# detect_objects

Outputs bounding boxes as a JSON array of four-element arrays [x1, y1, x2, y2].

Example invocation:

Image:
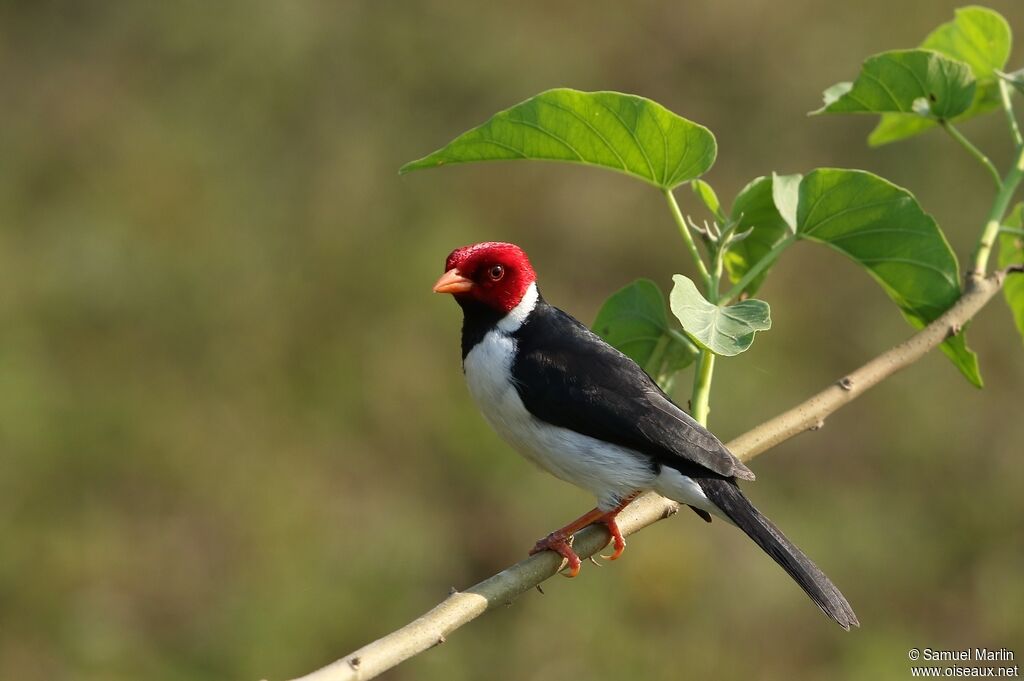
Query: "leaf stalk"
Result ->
[[719, 234, 797, 305], [690, 350, 715, 426], [941, 121, 1003, 189], [664, 188, 713, 290], [973, 143, 1024, 275], [998, 78, 1024, 148]]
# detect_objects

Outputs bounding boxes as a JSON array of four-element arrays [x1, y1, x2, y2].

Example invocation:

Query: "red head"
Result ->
[[433, 242, 537, 313]]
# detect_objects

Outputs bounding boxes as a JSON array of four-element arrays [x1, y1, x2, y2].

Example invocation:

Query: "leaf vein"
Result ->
[[472, 139, 529, 158], [824, 226, 930, 241], [889, 56, 931, 98], [802, 179, 854, 229], [597, 99, 657, 181], [539, 99, 628, 171], [504, 116, 585, 160], [802, 197, 906, 236], [855, 256, 959, 288], [861, 70, 910, 111]]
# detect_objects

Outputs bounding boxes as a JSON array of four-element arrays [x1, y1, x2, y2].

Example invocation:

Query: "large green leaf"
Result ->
[[997, 203, 1024, 346], [592, 279, 699, 380], [723, 175, 795, 297], [400, 89, 716, 190], [921, 6, 1012, 77], [815, 49, 975, 119], [669, 275, 771, 356], [868, 7, 1011, 145], [796, 168, 981, 386]]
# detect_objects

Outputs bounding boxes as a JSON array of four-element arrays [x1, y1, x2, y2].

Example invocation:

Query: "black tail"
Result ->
[[698, 477, 859, 630]]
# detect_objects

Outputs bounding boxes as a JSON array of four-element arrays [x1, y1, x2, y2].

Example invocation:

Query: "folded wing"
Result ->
[[510, 303, 754, 481]]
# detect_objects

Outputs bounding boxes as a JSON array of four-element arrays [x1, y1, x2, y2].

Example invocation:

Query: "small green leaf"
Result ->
[[401, 89, 717, 190], [772, 172, 802, 232], [869, 83, 1002, 146], [815, 49, 975, 119], [941, 333, 981, 387], [868, 7, 1011, 145], [796, 168, 981, 386], [593, 279, 699, 377], [998, 203, 1024, 345], [724, 175, 794, 297], [867, 113, 937, 146], [669, 275, 771, 356], [691, 179, 725, 221]]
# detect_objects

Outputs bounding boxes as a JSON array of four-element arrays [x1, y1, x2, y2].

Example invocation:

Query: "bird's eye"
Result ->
[[487, 264, 505, 281]]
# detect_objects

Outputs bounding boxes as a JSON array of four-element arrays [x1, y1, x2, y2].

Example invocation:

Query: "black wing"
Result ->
[[510, 299, 754, 481]]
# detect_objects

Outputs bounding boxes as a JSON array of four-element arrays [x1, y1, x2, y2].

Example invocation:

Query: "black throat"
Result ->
[[456, 297, 507, 360], [456, 289, 545, 360]]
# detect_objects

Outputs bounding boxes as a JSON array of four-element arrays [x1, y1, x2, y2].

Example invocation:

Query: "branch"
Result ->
[[283, 269, 1015, 681], [727, 270, 1012, 457]]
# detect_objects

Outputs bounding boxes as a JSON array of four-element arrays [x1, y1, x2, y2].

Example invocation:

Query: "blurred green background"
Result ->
[[2, 2, 1023, 680]]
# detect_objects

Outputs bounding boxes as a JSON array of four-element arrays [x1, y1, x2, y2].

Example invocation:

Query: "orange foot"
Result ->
[[528, 493, 637, 577], [529, 530, 583, 577]]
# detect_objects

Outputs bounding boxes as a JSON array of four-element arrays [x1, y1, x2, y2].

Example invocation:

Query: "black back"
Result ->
[[505, 296, 754, 481]]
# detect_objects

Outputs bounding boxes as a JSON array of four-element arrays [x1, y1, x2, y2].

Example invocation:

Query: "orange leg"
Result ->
[[529, 493, 638, 577]]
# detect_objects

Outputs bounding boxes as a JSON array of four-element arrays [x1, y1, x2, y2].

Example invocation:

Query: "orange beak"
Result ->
[[433, 268, 474, 294]]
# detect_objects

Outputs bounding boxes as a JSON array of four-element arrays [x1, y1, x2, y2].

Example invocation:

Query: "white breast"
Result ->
[[461, 284, 661, 511]]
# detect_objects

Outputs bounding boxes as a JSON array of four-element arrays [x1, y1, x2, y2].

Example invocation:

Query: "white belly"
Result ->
[[463, 328, 658, 510]]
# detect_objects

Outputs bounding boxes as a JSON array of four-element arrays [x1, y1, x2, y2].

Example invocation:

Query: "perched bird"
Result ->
[[434, 241, 858, 630]]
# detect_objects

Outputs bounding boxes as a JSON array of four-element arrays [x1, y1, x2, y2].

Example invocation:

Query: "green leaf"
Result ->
[[815, 49, 975, 119], [796, 168, 981, 386], [723, 175, 794, 297], [869, 83, 1002, 146], [997, 203, 1024, 345], [691, 179, 725, 221], [669, 275, 771, 356], [400, 89, 717, 190], [592, 279, 699, 379], [868, 6, 1011, 145], [772, 172, 802, 232], [940, 332, 981, 387], [921, 6, 1011, 79], [867, 113, 938, 146]]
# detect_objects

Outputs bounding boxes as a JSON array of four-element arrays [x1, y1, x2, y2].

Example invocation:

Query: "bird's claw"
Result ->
[[599, 517, 626, 561], [530, 512, 629, 576], [530, 532, 582, 578]]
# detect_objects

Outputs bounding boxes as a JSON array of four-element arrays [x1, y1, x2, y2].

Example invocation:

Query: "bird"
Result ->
[[434, 240, 859, 630]]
